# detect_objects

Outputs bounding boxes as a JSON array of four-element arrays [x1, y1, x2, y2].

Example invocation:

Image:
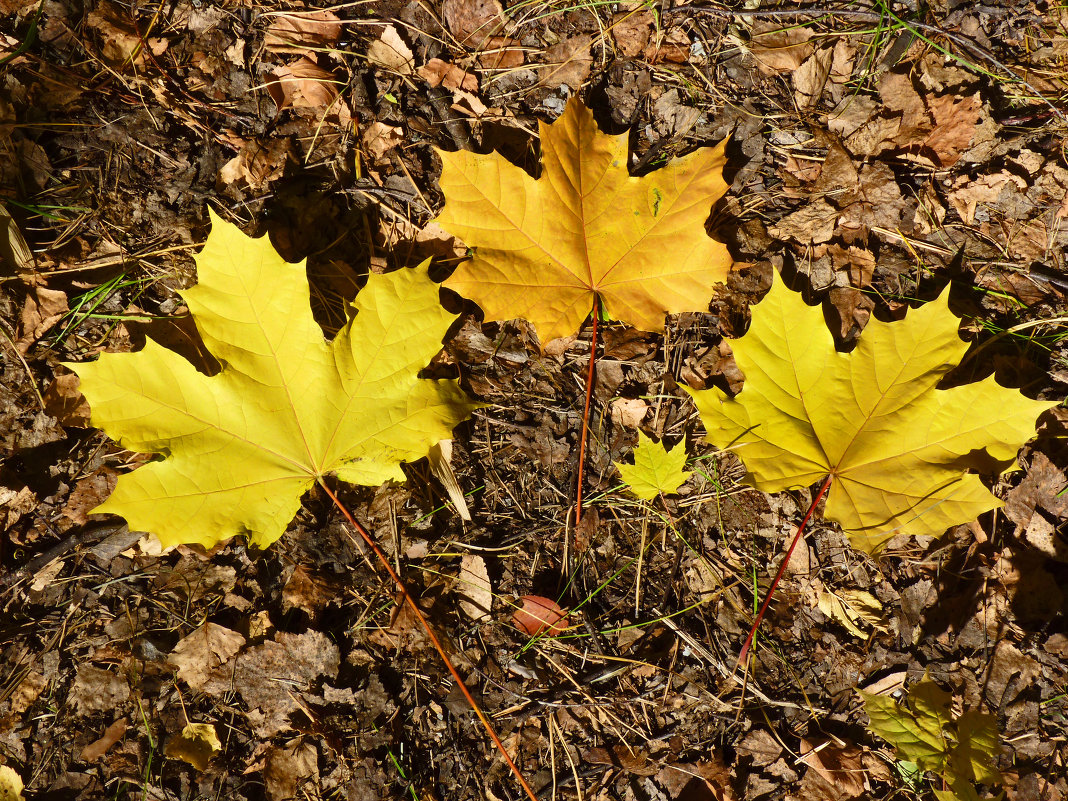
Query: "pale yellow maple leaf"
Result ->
[[685, 271, 1056, 554], [68, 211, 479, 550], [616, 431, 692, 500], [164, 723, 221, 771], [436, 96, 732, 343]]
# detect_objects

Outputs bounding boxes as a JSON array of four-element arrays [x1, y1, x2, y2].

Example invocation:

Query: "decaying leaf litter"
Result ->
[[2, 0, 1068, 799]]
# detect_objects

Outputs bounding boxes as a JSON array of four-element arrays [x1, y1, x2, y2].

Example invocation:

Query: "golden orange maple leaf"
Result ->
[[686, 272, 1057, 554], [435, 97, 733, 343]]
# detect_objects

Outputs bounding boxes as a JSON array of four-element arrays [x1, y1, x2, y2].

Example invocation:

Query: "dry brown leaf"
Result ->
[[513, 595, 569, 636], [85, 1, 159, 65], [361, 121, 404, 163], [736, 729, 783, 766], [218, 138, 293, 191], [812, 141, 859, 196], [656, 757, 736, 800], [16, 285, 67, 353], [476, 35, 524, 69], [267, 57, 350, 122], [878, 71, 930, 137], [781, 155, 822, 185], [924, 92, 981, 167], [232, 632, 340, 737], [60, 468, 117, 525], [539, 34, 592, 88], [418, 58, 479, 92], [583, 746, 657, 776], [168, 623, 246, 692], [283, 566, 333, 615], [647, 27, 690, 64], [837, 162, 908, 241], [79, 718, 127, 762], [797, 739, 867, 799], [948, 171, 1027, 225], [828, 244, 875, 287], [43, 370, 91, 426], [610, 397, 649, 428], [264, 738, 318, 801], [69, 665, 130, 717], [793, 46, 833, 108], [457, 553, 492, 620], [442, 0, 507, 46], [264, 10, 341, 54], [367, 596, 432, 651], [611, 6, 653, 57], [366, 24, 414, 74], [768, 198, 838, 244], [749, 22, 814, 74], [0, 201, 33, 273]]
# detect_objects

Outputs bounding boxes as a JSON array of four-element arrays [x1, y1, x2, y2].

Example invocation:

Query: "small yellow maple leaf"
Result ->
[[616, 431, 692, 500], [686, 271, 1057, 554], [436, 96, 732, 343], [68, 211, 479, 550], [164, 722, 221, 771]]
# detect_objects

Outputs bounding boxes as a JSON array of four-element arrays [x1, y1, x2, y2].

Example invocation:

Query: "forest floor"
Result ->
[[2, 0, 1068, 799]]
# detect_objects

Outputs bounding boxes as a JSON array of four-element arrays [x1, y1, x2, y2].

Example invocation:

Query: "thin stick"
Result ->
[[317, 479, 538, 801], [574, 295, 600, 529], [737, 474, 834, 666]]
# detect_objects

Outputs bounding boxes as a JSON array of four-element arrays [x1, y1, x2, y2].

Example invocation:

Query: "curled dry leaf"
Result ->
[[748, 22, 813, 74], [267, 57, 350, 122], [513, 594, 569, 637], [79, 718, 128, 762], [16, 285, 67, 353], [218, 138, 293, 192]]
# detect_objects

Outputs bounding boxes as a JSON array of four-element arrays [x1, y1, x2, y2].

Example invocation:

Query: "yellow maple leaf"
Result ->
[[68, 212, 479, 550], [164, 722, 222, 771], [685, 271, 1057, 554], [436, 96, 732, 343], [616, 431, 692, 500]]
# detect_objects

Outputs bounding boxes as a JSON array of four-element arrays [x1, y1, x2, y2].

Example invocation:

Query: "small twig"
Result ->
[[737, 473, 834, 666], [316, 479, 538, 801]]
